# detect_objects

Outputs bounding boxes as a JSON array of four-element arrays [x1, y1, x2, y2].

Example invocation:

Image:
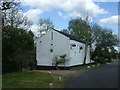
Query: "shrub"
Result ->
[[52, 54, 69, 70], [94, 57, 107, 64], [2, 59, 19, 73]]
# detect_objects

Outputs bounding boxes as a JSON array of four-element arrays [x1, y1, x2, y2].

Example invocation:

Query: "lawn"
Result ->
[[2, 71, 65, 88], [2, 63, 103, 88]]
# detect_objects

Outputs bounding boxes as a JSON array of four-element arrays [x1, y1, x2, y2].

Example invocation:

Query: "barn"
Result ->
[[35, 28, 92, 70]]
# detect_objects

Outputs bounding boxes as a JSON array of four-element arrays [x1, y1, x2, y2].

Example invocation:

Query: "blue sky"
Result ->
[[21, 0, 118, 34], [94, 2, 118, 33]]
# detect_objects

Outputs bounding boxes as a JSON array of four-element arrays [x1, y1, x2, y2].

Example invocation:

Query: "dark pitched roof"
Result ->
[[52, 28, 86, 44]]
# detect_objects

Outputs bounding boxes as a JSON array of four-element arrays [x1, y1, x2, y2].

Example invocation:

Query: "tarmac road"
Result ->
[[64, 60, 119, 88]]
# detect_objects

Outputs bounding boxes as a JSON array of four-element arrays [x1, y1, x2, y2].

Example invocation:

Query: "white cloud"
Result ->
[[30, 24, 39, 34], [64, 11, 81, 18], [99, 15, 119, 34], [21, 0, 108, 19], [99, 15, 118, 25], [23, 9, 43, 34], [58, 11, 63, 16], [24, 9, 43, 24]]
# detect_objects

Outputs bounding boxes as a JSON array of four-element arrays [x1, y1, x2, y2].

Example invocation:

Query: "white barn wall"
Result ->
[[36, 29, 91, 68], [52, 30, 70, 67], [70, 40, 85, 66], [36, 30, 70, 67], [69, 40, 91, 66], [36, 31, 52, 66], [86, 46, 90, 64]]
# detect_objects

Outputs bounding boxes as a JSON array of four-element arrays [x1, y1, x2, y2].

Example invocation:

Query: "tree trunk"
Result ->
[[83, 44, 88, 65], [30, 62, 33, 70], [20, 59, 22, 71], [55, 63, 59, 70]]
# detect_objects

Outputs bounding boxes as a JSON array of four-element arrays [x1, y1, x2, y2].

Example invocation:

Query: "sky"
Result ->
[[19, 0, 119, 35]]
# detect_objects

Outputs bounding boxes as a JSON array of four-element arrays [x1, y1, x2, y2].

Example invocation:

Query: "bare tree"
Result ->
[[38, 18, 54, 33]]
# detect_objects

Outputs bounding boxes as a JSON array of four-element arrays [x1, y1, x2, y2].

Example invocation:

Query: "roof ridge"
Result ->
[[52, 28, 86, 44]]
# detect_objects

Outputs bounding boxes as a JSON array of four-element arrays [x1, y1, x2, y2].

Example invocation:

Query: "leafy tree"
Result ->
[[68, 18, 91, 65], [0, 1, 19, 10], [96, 30, 118, 47], [2, 1, 31, 29], [62, 29, 70, 34], [91, 23, 103, 44], [1, 1, 35, 73], [2, 26, 34, 73], [91, 24, 119, 63], [109, 46, 118, 59], [91, 24, 118, 47]]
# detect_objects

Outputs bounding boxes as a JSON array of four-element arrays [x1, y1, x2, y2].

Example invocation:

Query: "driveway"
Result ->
[[63, 60, 119, 88]]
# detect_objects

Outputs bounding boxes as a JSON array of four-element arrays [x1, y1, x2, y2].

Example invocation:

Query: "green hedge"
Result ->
[[2, 59, 19, 73]]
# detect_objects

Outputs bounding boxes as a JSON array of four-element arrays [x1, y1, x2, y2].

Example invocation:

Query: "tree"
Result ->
[[108, 46, 118, 60], [0, 1, 20, 10], [2, 26, 34, 73], [91, 24, 118, 47], [2, 1, 35, 73], [2, 1, 31, 29], [91, 24, 119, 63], [68, 18, 91, 65], [38, 18, 54, 33], [91, 23, 103, 44], [62, 29, 70, 34]]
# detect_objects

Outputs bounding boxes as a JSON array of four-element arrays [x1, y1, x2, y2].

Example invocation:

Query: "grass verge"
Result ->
[[2, 71, 65, 88], [70, 63, 102, 70]]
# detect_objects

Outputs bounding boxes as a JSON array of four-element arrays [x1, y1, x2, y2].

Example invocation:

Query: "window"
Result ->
[[80, 47, 83, 50], [79, 46, 83, 53], [51, 32, 53, 40], [72, 44, 76, 47], [40, 41, 42, 43], [70, 44, 76, 49], [50, 49, 53, 52]]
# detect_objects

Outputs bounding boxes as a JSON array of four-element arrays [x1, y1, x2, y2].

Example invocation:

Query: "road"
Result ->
[[64, 60, 119, 88]]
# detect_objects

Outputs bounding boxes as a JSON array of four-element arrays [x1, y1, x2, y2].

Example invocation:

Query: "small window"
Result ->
[[40, 41, 42, 43], [79, 47, 83, 53], [51, 32, 53, 40], [50, 49, 53, 52], [51, 44, 53, 45], [80, 47, 83, 50], [72, 44, 76, 47]]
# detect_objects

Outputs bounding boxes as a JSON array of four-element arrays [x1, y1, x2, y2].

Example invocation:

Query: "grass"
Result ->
[[70, 63, 102, 70], [2, 63, 104, 88], [2, 71, 65, 88]]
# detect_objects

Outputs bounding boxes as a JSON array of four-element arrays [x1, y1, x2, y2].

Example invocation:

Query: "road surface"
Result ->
[[64, 60, 119, 88]]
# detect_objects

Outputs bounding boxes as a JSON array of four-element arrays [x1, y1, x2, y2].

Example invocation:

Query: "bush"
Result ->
[[2, 59, 19, 73], [92, 46, 113, 64], [94, 57, 107, 64], [52, 54, 69, 70]]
